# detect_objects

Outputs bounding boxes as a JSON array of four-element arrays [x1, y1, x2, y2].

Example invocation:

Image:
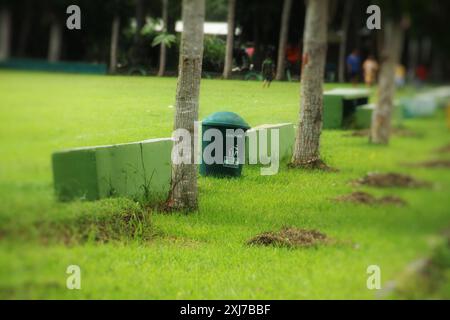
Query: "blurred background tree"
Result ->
[[0, 0, 449, 80]]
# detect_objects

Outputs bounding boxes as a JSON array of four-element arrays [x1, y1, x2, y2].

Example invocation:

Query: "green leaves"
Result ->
[[151, 33, 177, 48]]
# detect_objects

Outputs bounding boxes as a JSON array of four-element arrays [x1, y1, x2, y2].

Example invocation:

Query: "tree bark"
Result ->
[[135, 0, 145, 42], [131, 0, 146, 65], [408, 38, 418, 80], [275, 0, 292, 81], [48, 21, 62, 62], [370, 21, 404, 145], [223, 0, 236, 79], [158, 0, 169, 76], [0, 7, 12, 60], [292, 0, 328, 167], [109, 15, 120, 74], [18, 4, 32, 57], [169, 0, 205, 211], [338, 0, 353, 83]]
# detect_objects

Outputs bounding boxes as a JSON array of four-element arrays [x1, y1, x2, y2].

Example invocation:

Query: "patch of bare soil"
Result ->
[[346, 129, 370, 137], [408, 159, 450, 169], [335, 191, 407, 206], [352, 172, 431, 188], [392, 128, 424, 138], [346, 128, 422, 138], [435, 144, 450, 154], [289, 159, 339, 172], [247, 227, 330, 248]]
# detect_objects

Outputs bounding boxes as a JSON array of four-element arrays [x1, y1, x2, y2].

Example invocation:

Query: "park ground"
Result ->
[[0, 70, 449, 299]]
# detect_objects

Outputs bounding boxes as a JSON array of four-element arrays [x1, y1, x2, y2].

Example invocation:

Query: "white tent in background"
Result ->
[[175, 21, 241, 36]]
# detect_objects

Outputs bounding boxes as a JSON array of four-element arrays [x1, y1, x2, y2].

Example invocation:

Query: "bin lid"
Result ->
[[202, 111, 250, 129]]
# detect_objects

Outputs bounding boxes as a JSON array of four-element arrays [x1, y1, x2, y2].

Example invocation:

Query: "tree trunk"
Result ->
[[131, 0, 146, 65], [109, 15, 120, 74], [169, 0, 205, 211], [292, 0, 328, 167], [18, 4, 32, 57], [48, 21, 62, 62], [275, 0, 292, 81], [135, 0, 145, 42], [408, 38, 418, 80], [338, 0, 353, 83], [158, 0, 169, 76], [370, 21, 404, 145], [0, 7, 12, 60], [223, 0, 236, 79]]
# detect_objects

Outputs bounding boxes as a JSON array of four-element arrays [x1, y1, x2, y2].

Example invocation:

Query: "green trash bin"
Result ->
[[200, 111, 250, 177]]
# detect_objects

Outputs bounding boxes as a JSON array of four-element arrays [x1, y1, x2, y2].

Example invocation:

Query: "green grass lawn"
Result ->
[[0, 70, 449, 299]]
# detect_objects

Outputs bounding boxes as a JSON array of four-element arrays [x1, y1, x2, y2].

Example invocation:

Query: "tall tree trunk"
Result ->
[[135, 0, 145, 42], [158, 0, 169, 76], [169, 0, 205, 211], [18, 4, 32, 57], [408, 37, 418, 79], [275, 0, 292, 81], [0, 7, 12, 60], [370, 21, 404, 145], [292, 0, 328, 167], [223, 0, 236, 79], [131, 0, 146, 65], [48, 21, 62, 62], [338, 0, 353, 83], [109, 15, 120, 74]]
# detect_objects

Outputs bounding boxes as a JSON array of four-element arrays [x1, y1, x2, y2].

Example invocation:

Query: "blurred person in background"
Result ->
[[262, 53, 275, 88], [395, 64, 406, 88], [346, 49, 361, 86], [415, 64, 429, 87], [362, 54, 379, 87]]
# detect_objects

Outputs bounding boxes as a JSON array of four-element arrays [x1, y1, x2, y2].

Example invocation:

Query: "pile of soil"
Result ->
[[346, 128, 422, 138], [435, 144, 450, 154], [335, 191, 407, 206], [289, 159, 338, 172], [392, 128, 424, 138], [247, 227, 330, 248], [347, 129, 370, 137], [352, 173, 430, 188], [411, 160, 450, 169]]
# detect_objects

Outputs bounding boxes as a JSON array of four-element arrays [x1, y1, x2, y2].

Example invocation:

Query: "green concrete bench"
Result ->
[[323, 88, 370, 129], [245, 123, 295, 164], [354, 101, 403, 129], [354, 104, 374, 129], [52, 138, 172, 202]]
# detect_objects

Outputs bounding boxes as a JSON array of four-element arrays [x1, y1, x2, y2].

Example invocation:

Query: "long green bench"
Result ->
[[245, 123, 295, 164], [52, 138, 172, 202], [354, 101, 403, 129], [323, 88, 370, 129]]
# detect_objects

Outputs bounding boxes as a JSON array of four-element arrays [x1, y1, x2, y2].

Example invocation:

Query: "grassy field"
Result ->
[[0, 70, 449, 299]]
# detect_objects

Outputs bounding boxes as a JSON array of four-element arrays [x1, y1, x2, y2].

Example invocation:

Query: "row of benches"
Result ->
[[53, 87, 450, 203], [52, 124, 295, 203]]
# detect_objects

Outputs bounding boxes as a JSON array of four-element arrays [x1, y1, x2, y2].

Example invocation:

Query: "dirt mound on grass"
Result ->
[[335, 192, 407, 206], [347, 129, 370, 137], [346, 128, 422, 138], [352, 173, 430, 188], [288, 159, 339, 172], [410, 159, 450, 169], [435, 144, 450, 154], [247, 228, 329, 248]]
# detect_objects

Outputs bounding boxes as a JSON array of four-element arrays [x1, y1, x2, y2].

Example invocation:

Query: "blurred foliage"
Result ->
[[152, 33, 176, 48], [203, 35, 226, 72], [2, 0, 450, 77]]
